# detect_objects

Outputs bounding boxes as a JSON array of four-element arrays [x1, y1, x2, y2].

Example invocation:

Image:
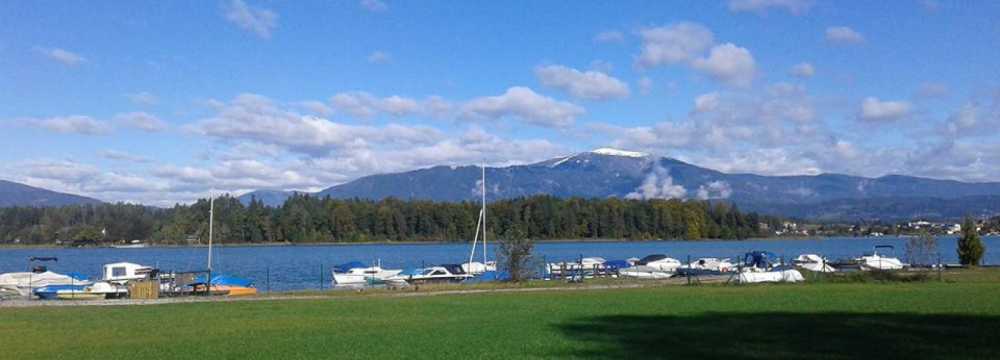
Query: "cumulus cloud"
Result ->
[[858, 97, 912, 121], [330, 92, 449, 119], [223, 0, 277, 39], [367, 50, 391, 64], [34, 47, 85, 66], [27, 116, 111, 135], [826, 26, 865, 44], [636, 22, 714, 67], [696, 181, 733, 200], [727, 0, 813, 15], [461, 87, 585, 127], [790, 62, 815, 78], [626, 165, 687, 200], [125, 91, 158, 106], [691, 43, 757, 88], [297, 100, 334, 116], [594, 30, 625, 44], [101, 150, 151, 163], [360, 0, 387, 12], [693, 92, 721, 113], [193, 94, 445, 155], [534, 65, 630, 100], [114, 112, 167, 132]]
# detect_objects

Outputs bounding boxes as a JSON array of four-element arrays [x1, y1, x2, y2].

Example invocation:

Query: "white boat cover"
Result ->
[[795, 254, 837, 273], [619, 266, 674, 279], [0, 271, 91, 296], [738, 269, 804, 284]]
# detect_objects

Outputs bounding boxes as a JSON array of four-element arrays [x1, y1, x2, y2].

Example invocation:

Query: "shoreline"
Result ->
[[0, 234, 951, 250]]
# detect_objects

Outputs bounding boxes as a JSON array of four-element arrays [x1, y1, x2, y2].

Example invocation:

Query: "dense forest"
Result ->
[[0, 195, 782, 246]]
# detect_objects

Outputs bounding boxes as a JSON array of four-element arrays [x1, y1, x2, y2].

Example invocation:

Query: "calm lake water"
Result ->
[[2, 236, 997, 292]]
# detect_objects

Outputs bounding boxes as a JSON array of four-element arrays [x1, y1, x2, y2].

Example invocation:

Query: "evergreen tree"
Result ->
[[957, 217, 985, 266]]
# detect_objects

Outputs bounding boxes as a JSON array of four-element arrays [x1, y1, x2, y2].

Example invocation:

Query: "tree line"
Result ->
[[0, 194, 783, 246]]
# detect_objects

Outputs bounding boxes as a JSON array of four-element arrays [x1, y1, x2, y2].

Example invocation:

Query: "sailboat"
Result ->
[[464, 164, 497, 276], [200, 196, 257, 296]]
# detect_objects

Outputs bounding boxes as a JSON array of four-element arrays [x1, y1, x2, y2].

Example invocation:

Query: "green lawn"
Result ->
[[3, 274, 1000, 359]]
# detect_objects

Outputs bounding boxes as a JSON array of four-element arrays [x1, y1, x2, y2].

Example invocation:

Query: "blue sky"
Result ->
[[1, 0, 999, 205]]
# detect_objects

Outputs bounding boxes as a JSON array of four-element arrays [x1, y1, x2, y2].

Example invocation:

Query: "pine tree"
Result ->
[[957, 217, 985, 266]]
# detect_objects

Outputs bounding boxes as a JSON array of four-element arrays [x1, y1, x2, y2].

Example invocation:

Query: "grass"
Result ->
[[3, 270, 1000, 359]]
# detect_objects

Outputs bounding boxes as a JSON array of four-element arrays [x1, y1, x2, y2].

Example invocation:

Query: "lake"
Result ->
[[2, 236, 997, 292]]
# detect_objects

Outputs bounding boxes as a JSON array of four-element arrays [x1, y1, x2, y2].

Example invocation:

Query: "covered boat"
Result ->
[[635, 254, 682, 273], [738, 251, 804, 284], [391, 264, 472, 284], [794, 254, 837, 273], [675, 258, 735, 276], [0, 271, 91, 297], [618, 266, 674, 279], [192, 274, 257, 296]]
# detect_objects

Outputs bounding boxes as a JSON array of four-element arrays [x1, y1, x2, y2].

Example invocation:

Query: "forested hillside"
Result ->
[[0, 195, 779, 245]]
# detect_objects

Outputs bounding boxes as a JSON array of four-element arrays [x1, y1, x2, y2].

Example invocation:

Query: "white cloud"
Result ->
[[125, 91, 158, 106], [727, 0, 813, 15], [330, 92, 447, 118], [380, 96, 421, 116], [826, 26, 865, 44], [223, 0, 277, 39], [626, 165, 687, 200], [636, 22, 714, 67], [114, 112, 167, 132], [858, 97, 912, 121], [34, 47, 85, 66], [691, 43, 757, 88], [101, 150, 151, 163], [790, 62, 815, 78], [367, 50, 391, 64], [594, 30, 625, 44], [331, 91, 379, 118], [297, 100, 334, 116], [360, 0, 387, 12], [534, 65, 630, 100], [696, 181, 733, 200], [693, 92, 721, 113], [28, 115, 111, 135], [461, 87, 585, 128]]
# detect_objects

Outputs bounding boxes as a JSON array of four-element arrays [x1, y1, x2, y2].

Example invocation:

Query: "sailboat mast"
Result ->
[[482, 163, 487, 264], [208, 196, 214, 271]]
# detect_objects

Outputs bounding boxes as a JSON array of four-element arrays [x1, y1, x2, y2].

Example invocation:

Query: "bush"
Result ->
[[957, 217, 985, 266], [497, 226, 534, 282]]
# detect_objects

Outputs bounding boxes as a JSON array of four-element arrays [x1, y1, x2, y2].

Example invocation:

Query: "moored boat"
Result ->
[[856, 246, 906, 271], [331, 261, 404, 286], [794, 254, 837, 273]]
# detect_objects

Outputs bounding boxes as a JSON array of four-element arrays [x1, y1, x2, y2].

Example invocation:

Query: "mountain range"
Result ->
[[0, 180, 102, 207], [4, 148, 1000, 221], [238, 148, 1000, 221]]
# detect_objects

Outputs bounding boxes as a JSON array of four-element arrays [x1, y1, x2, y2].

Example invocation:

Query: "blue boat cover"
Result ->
[[333, 261, 367, 273], [744, 251, 779, 269], [65, 272, 89, 281], [603, 260, 630, 270], [194, 274, 254, 287]]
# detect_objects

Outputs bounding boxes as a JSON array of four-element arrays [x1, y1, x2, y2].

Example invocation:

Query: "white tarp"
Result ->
[[738, 269, 804, 284]]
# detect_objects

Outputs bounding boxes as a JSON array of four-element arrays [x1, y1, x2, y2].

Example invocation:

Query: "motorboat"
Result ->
[[856, 246, 906, 271], [392, 264, 472, 284], [331, 261, 404, 286], [192, 274, 258, 296], [0, 270, 91, 297], [103, 262, 156, 283], [738, 251, 804, 284], [33, 283, 119, 300], [675, 257, 735, 276], [635, 254, 682, 272], [547, 257, 607, 274], [794, 254, 837, 273], [111, 240, 147, 249], [618, 266, 674, 279]]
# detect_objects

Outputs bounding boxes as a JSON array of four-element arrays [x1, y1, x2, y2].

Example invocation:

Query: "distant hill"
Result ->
[[237, 148, 1000, 221], [237, 189, 302, 207], [0, 180, 103, 207]]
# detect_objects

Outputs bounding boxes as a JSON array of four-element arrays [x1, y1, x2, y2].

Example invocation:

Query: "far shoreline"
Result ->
[[0, 234, 949, 250]]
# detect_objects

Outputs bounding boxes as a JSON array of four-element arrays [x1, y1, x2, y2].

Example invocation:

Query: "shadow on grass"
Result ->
[[555, 312, 1000, 359]]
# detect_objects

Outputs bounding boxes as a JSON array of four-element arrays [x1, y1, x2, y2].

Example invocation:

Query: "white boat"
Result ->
[[547, 257, 607, 275], [738, 251, 804, 284], [635, 254, 682, 272], [331, 264, 403, 286], [392, 264, 472, 284], [111, 240, 147, 249], [676, 257, 734, 276], [103, 262, 155, 283], [794, 254, 837, 273], [0, 271, 92, 297], [461, 261, 497, 275], [618, 266, 674, 279], [856, 246, 906, 271]]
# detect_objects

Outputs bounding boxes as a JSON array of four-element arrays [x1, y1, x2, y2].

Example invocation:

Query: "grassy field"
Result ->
[[3, 270, 1000, 359]]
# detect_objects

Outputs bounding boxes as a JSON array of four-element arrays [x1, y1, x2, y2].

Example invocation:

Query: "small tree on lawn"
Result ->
[[497, 226, 535, 282], [957, 217, 985, 266]]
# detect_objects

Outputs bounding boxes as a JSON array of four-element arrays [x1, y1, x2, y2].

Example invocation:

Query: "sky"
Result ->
[[1, 0, 999, 206]]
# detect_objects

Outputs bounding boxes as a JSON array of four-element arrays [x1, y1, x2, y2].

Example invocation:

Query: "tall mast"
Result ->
[[482, 163, 487, 264], [208, 196, 214, 271]]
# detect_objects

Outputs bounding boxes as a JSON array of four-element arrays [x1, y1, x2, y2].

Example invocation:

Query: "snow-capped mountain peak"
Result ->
[[590, 148, 649, 158]]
